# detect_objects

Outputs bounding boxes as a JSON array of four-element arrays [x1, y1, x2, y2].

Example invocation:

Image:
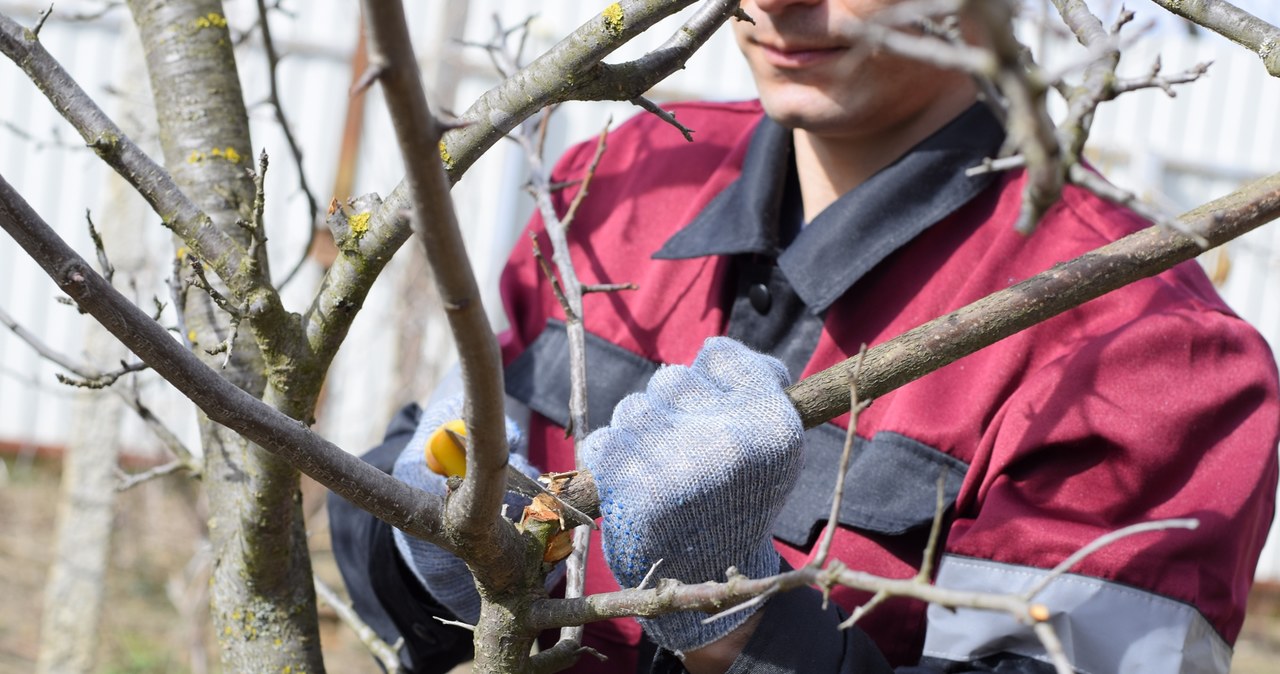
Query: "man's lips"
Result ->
[[753, 40, 846, 68]]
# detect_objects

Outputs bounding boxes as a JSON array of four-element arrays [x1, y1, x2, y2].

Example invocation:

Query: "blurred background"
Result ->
[[2, 0, 1279, 671]]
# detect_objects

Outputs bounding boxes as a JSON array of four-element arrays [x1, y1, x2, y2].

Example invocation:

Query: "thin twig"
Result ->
[[185, 258, 239, 318], [1111, 58, 1212, 97], [0, 302, 145, 386], [637, 559, 664, 591], [432, 616, 477, 632], [561, 119, 611, 231], [813, 346, 870, 568], [54, 361, 149, 389], [917, 474, 949, 582], [116, 459, 193, 491], [1021, 518, 1199, 601], [837, 590, 888, 630], [530, 231, 575, 322], [315, 575, 404, 673], [629, 97, 692, 142], [582, 283, 637, 294], [254, 0, 322, 290], [33, 3, 53, 37], [1033, 620, 1075, 674], [1068, 164, 1209, 247], [85, 210, 114, 285]]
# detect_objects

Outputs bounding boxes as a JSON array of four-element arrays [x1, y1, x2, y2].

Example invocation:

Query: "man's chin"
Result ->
[[759, 99, 851, 134]]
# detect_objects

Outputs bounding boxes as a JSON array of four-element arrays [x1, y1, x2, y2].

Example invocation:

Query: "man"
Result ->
[[330, 1, 1280, 672]]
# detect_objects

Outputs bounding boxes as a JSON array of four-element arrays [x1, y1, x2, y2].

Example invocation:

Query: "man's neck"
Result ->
[[791, 90, 980, 222]]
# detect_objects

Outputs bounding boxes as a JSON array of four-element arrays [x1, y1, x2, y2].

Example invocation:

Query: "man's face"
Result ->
[[734, 0, 975, 139]]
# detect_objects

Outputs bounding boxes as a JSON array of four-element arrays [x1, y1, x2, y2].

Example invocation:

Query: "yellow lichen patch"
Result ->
[[187, 330, 198, 343], [187, 150, 205, 164], [176, 246, 187, 260], [602, 3, 625, 36], [208, 147, 243, 163], [348, 211, 372, 239], [438, 139, 454, 168], [194, 13, 228, 30]]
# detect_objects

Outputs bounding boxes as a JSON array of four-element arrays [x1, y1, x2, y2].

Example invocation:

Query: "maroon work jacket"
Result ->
[[499, 101, 1279, 672]]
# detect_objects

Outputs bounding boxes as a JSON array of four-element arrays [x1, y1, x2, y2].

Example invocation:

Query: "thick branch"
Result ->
[[541, 170, 1280, 518], [436, 0, 711, 180], [0, 172, 474, 554], [0, 10, 302, 377], [299, 1, 732, 384], [0, 14, 238, 293], [787, 169, 1280, 427], [1050, 0, 1120, 164], [360, 0, 514, 566], [1148, 0, 1280, 77]]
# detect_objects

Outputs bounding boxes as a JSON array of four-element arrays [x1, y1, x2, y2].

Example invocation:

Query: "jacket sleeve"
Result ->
[[327, 403, 475, 673], [920, 304, 1279, 673]]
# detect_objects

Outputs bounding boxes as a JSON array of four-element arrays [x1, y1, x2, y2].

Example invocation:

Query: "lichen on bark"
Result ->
[[125, 1, 325, 672]]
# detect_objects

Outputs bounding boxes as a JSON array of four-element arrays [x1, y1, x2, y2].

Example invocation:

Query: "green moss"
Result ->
[[89, 132, 120, 159]]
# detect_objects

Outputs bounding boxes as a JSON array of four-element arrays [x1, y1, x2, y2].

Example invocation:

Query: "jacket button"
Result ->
[[748, 283, 771, 314]]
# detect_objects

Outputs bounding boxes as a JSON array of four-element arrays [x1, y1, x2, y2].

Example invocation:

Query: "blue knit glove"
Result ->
[[582, 337, 805, 653], [392, 395, 540, 624]]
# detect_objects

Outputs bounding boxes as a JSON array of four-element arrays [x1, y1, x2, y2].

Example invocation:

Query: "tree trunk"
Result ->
[[125, 1, 324, 671], [36, 38, 152, 669], [35, 343, 123, 674]]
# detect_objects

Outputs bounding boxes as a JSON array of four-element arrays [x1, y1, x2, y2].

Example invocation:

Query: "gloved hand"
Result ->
[[392, 394, 540, 624], [582, 337, 804, 653]]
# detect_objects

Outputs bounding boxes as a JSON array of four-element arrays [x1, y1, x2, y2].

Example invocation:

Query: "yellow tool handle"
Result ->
[[424, 419, 468, 477]]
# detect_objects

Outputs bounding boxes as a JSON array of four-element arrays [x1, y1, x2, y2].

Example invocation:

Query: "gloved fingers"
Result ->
[[644, 363, 724, 414], [691, 336, 791, 395], [416, 394, 468, 432], [582, 427, 649, 485], [392, 438, 451, 496]]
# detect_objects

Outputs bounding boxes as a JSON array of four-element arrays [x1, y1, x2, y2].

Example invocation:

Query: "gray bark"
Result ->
[[35, 33, 152, 670], [124, 1, 323, 671], [35, 341, 124, 674]]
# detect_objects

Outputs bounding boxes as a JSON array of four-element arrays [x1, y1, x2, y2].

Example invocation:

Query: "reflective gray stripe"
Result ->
[[505, 319, 659, 432], [923, 555, 1231, 674]]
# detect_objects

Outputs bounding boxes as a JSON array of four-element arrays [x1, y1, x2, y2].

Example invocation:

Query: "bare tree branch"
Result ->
[[297, 0, 740, 400], [0, 13, 241, 290], [314, 575, 403, 674], [253, 0, 322, 290], [786, 168, 1280, 427], [539, 167, 1280, 521], [0, 10, 304, 373], [438, 0, 735, 180], [360, 0, 512, 554], [0, 172, 475, 554], [115, 459, 193, 491], [1148, 0, 1280, 77]]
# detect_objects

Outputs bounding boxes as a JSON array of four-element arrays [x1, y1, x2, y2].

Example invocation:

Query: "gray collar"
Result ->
[[653, 103, 1006, 313]]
